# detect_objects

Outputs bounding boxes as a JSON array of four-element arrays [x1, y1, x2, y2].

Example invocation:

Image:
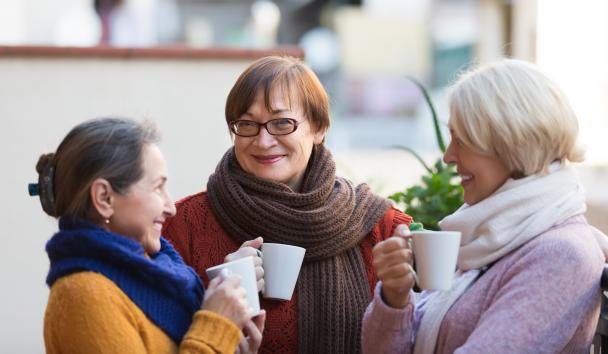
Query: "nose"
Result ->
[[163, 192, 176, 217], [254, 126, 277, 148], [166, 202, 176, 217], [443, 139, 457, 165]]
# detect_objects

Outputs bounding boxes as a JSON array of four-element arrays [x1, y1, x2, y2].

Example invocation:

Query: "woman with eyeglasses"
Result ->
[[37, 117, 254, 354], [162, 56, 413, 354]]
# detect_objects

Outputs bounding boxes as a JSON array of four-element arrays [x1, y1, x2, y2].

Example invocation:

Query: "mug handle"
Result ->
[[406, 239, 419, 287], [255, 248, 265, 294]]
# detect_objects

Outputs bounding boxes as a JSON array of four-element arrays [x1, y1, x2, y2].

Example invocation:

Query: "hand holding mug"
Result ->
[[236, 310, 267, 354], [372, 224, 416, 309], [226, 237, 265, 292], [202, 270, 252, 329]]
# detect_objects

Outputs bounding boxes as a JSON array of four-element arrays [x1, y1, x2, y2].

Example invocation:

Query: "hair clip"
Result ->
[[28, 183, 39, 196], [40, 165, 56, 215], [30, 165, 56, 215]]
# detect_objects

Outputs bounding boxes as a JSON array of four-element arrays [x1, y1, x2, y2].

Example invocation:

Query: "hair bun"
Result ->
[[34, 153, 57, 216], [36, 153, 55, 175]]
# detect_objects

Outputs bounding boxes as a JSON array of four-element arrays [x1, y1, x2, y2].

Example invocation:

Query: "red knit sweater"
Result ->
[[162, 192, 412, 354]]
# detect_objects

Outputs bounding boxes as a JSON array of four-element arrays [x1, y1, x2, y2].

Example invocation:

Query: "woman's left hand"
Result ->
[[235, 310, 266, 354], [225, 237, 265, 292]]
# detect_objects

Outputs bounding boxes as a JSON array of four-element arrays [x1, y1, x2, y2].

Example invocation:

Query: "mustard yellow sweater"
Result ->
[[44, 272, 241, 354]]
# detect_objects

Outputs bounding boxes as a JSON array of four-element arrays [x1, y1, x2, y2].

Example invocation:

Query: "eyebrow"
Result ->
[[243, 108, 292, 117], [154, 176, 167, 184]]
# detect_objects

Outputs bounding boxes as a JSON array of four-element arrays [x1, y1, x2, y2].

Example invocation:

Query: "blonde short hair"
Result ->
[[448, 59, 585, 176]]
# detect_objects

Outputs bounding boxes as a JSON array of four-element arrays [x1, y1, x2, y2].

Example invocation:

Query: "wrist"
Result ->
[[380, 285, 410, 309]]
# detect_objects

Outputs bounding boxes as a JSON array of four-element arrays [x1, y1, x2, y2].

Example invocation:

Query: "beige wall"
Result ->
[[0, 54, 255, 352]]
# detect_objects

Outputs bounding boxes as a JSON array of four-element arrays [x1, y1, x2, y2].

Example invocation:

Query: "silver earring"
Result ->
[[105, 219, 110, 224]]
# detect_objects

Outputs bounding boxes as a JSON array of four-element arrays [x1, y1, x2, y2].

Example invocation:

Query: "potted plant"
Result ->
[[388, 78, 463, 230]]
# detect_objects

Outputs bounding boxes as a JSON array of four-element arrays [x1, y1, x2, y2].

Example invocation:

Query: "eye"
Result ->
[[269, 118, 296, 132], [273, 118, 293, 126], [236, 120, 258, 128], [156, 180, 167, 193], [448, 130, 463, 147]]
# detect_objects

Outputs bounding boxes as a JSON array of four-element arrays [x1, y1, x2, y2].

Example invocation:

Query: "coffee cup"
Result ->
[[259, 243, 306, 300], [410, 230, 461, 290], [206, 256, 260, 316]]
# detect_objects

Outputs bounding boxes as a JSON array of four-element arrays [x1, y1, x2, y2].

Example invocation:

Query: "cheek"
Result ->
[[233, 142, 249, 167]]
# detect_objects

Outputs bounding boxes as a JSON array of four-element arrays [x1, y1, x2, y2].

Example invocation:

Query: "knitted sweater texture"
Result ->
[[44, 272, 241, 354], [163, 192, 411, 354], [361, 215, 603, 354]]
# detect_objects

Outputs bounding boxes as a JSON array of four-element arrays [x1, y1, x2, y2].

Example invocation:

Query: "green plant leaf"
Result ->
[[390, 145, 433, 174], [407, 76, 446, 153]]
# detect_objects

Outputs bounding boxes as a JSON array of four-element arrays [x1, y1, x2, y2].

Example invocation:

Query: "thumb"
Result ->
[[394, 224, 411, 238], [243, 237, 264, 249], [254, 309, 266, 330]]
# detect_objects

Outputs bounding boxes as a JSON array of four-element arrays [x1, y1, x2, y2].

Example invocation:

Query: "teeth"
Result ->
[[460, 174, 473, 181]]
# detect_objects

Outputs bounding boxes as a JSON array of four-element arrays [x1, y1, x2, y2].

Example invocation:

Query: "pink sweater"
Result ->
[[362, 215, 603, 353]]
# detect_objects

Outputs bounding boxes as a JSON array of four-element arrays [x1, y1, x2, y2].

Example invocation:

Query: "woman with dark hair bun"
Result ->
[[33, 117, 260, 354]]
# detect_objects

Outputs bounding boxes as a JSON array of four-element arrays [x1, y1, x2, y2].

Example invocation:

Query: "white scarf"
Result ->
[[413, 164, 587, 354]]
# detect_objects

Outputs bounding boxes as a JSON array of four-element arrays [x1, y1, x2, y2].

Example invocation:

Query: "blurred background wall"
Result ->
[[1, 0, 607, 352], [0, 52, 260, 353]]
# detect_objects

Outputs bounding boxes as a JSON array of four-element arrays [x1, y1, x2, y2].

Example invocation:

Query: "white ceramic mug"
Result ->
[[206, 256, 260, 316], [260, 243, 306, 300], [411, 230, 461, 290]]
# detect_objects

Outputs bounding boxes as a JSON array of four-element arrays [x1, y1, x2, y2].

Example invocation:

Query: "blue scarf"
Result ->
[[46, 218, 205, 343]]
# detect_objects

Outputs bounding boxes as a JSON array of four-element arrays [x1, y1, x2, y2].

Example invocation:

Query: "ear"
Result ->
[[313, 127, 327, 145], [90, 178, 115, 221]]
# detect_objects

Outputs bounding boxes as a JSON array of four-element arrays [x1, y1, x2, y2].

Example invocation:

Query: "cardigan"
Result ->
[[162, 191, 411, 354], [361, 215, 603, 354], [44, 272, 241, 354]]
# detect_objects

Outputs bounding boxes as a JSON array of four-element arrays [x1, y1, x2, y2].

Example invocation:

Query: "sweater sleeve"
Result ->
[[392, 208, 413, 234], [44, 273, 151, 354], [163, 194, 202, 266], [180, 310, 242, 354], [453, 228, 603, 353], [367, 207, 413, 247], [44, 272, 242, 354], [362, 282, 416, 354]]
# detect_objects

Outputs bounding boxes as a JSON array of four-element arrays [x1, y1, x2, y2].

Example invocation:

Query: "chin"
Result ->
[[463, 195, 476, 205], [144, 239, 162, 255]]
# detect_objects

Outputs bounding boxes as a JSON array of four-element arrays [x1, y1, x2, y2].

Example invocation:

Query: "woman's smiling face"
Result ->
[[233, 89, 326, 191], [109, 144, 176, 254], [443, 123, 512, 205]]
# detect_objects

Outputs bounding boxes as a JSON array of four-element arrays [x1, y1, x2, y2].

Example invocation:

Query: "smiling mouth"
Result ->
[[153, 221, 164, 231], [459, 173, 473, 186], [253, 155, 284, 164]]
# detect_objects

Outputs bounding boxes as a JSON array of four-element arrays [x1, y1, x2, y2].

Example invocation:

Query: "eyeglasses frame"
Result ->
[[229, 118, 301, 137]]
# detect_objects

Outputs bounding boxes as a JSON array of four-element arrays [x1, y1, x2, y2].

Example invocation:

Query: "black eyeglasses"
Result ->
[[229, 118, 300, 137]]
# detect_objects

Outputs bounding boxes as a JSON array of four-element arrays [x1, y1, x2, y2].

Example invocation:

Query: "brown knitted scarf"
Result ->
[[207, 145, 391, 354]]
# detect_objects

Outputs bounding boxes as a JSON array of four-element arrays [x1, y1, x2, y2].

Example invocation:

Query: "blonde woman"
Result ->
[[363, 59, 606, 353]]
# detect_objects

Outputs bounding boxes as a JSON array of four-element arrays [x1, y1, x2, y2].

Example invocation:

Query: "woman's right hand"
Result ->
[[372, 224, 416, 309], [225, 237, 265, 292], [202, 273, 252, 329], [235, 310, 266, 354]]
